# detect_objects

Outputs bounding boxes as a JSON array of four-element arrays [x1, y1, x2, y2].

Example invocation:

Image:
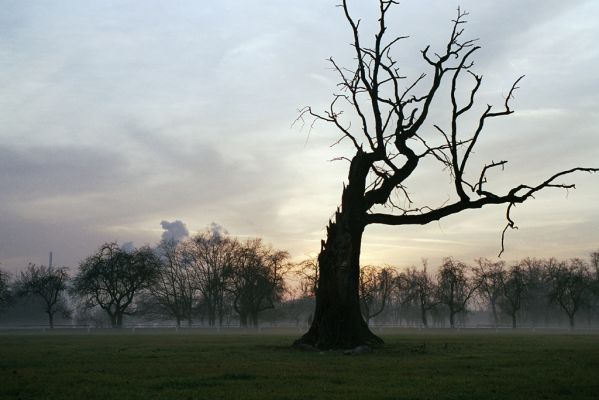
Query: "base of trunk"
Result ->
[[293, 210, 384, 350], [293, 319, 383, 350]]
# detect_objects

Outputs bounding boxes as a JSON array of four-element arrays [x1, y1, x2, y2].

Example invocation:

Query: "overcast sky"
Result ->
[[1, 0, 598, 273]]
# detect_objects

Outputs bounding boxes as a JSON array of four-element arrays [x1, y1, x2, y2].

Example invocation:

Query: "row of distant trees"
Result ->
[[0, 231, 289, 328], [1, 239, 598, 329], [288, 253, 599, 330], [349, 255, 599, 329]]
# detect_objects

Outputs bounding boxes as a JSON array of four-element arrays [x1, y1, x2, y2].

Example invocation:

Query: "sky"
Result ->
[[1, 0, 598, 273]]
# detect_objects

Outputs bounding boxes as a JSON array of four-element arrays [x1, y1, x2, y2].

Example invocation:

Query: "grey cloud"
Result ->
[[160, 220, 189, 242], [0, 145, 131, 201]]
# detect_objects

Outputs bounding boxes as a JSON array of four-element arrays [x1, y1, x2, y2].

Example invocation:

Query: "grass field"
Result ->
[[1, 330, 598, 399]]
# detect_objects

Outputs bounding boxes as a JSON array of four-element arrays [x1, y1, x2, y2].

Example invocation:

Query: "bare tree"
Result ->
[[401, 261, 438, 328], [187, 232, 237, 326], [294, 257, 319, 298], [359, 265, 395, 324], [499, 263, 527, 329], [521, 258, 552, 327], [437, 258, 478, 328], [546, 258, 593, 329], [293, 1, 597, 349], [16, 264, 70, 329], [146, 239, 196, 327], [0, 267, 11, 312], [229, 239, 289, 327], [472, 258, 505, 327], [72, 242, 161, 328]]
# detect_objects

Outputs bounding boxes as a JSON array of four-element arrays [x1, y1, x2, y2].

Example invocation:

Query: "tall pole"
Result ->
[[49, 252, 53, 269]]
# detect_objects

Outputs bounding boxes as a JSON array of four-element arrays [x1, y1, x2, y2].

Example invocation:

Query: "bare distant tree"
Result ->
[[472, 258, 505, 327], [187, 232, 237, 326], [590, 251, 599, 308], [16, 264, 70, 328], [437, 258, 478, 328], [72, 242, 161, 328], [591, 251, 599, 292], [546, 258, 593, 329], [0, 267, 11, 311], [229, 239, 289, 327], [498, 264, 527, 329], [401, 261, 438, 328], [294, 257, 319, 298], [146, 239, 196, 327], [521, 258, 552, 327], [293, 0, 598, 349], [359, 265, 395, 324]]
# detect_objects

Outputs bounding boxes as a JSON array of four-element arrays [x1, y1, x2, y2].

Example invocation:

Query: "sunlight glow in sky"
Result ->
[[1, 0, 598, 272]]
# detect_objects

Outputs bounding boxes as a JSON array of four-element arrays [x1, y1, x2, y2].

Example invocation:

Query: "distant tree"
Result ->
[[0, 267, 11, 311], [187, 231, 237, 326], [294, 257, 319, 298], [72, 242, 161, 328], [229, 239, 289, 327], [546, 258, 593, 329], [437, 258, 478, 328], [401, 261, 438, 328], [359, 265, 395, 324], [16, 264, 70, 328], [591, 251, 599, 296], [145, 239, 196, 327], [520, 258, 551, 327], [498, 264, 527, 329], [472, 258, 505, 327], [590, 251, 599, 315]]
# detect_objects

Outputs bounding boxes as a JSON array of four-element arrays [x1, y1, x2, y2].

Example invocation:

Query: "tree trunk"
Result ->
[[239, 312, 248, 327], [48, 311, 54, 329], [512, 312, 517, 329], [569, 314, 575, 330], [109, 313, 117, 328], [449, 309, 456, 328], [421, 307, 428, 328], [491, 302, 498, 328], [293, 210, 383, 349]]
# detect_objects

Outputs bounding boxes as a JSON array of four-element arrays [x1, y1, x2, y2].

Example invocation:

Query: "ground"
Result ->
[[1, 329, 598, 399]]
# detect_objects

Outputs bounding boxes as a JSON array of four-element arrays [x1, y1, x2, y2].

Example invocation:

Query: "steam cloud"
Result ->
[[208, 222, 228, 240], [160, 220, 190, 243]]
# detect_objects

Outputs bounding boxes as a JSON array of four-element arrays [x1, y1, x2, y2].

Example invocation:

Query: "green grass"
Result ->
[[1, 330, 598, 399]]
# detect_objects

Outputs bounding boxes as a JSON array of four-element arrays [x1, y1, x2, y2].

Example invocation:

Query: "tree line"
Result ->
[[0, 231, 289, 329], [290, 253, 599, 330], [354, 255, 599, 330], [1, 238, 598, 330]]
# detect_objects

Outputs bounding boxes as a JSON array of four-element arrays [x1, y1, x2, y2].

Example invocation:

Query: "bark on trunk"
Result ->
[[293, 210, 383, 349], [421, 307, 428, 328], [569, 314, 575, 330], [449, 310, 456, 328], [491, 302, 498, 328], [239, 312, 248, 327]]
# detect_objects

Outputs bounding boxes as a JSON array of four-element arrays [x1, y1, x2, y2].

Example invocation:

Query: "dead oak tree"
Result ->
[[293, 1, 597, 349]]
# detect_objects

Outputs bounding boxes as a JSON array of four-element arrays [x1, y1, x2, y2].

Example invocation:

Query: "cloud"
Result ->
[[160, 220, 189, 243]]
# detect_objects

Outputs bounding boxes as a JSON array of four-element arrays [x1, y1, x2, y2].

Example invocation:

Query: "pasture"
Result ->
[[1, 329, 598, 399]]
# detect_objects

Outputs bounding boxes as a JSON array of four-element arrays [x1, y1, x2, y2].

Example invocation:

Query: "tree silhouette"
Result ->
[[72, 242, 160, 328], [16, 264, 70, 329], [294, 1, 597, 349]]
